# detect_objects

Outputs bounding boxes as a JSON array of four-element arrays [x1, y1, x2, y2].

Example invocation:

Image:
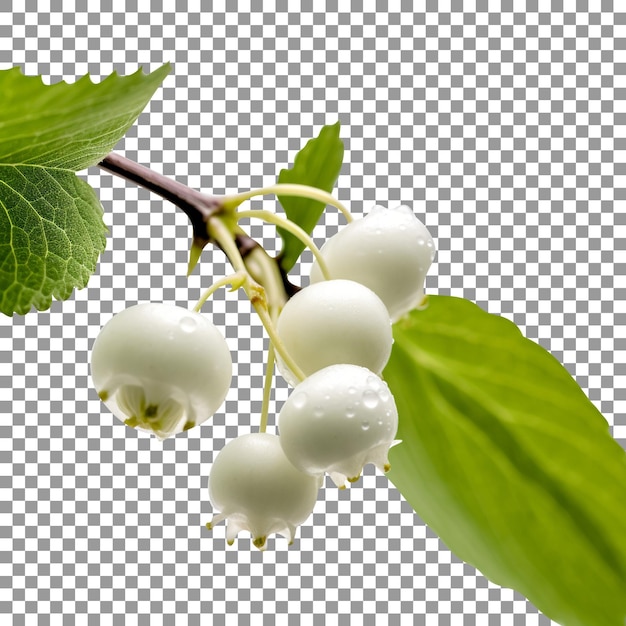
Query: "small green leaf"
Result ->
[[0, 65, 170, 315], [276, 122, 343, 273], [384, 296, 626, 626]]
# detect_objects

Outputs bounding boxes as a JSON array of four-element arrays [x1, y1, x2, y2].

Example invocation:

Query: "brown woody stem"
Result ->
[[98, 152, 222, 245], [97, 152, 296, 303]]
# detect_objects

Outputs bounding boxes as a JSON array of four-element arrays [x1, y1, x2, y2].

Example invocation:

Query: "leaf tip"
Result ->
[[140, 62, 172, 82], [187, 238, 206, 277]]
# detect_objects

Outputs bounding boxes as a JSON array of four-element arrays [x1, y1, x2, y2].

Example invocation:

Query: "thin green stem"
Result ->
[[226, 183, 353, 223], [208, 218, 247, 274], [259, 341, 275, 434], [233, 226, 290, 309], [208, 217, 306, 384], [193, 271, 247, 312], [236, 209, 332, 280]]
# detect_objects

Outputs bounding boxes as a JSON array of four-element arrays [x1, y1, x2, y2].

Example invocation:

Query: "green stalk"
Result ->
[[225, 183, 353, 223], [207, 217, 305, 384]]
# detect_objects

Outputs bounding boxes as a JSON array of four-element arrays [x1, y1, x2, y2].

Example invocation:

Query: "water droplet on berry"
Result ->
[[378, 388, 390, 402], [180, 316, 197, 333], [346, 405, 356, 418], [362, 389, 379, 409], [395, 205, 413, 216], [292, 392, 307, 409], [348, 387, 357, 395], [361, 420, 370, 431], [313, 406, 324, 418], [367, 375, 381, 389]]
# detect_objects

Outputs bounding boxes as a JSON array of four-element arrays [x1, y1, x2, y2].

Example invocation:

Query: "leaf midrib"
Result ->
[[0, 163, 73, 174], [0, 116, 136, 167]]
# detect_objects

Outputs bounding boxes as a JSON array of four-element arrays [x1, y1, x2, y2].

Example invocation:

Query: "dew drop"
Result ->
[[180, 316, 198, 333], [313, 406, 324, 418], [396, 205, 413, 216], [417, 237, 425, 246], [348, 386, 357, 396], [367, 375, 381, 389], [378, 388, 390, 402], [377, 419, 384, 426], [292, 392, 307, 409], [363, 389, 379, 409], [346, 405, 356, 418], [361, 420, 370, 431]]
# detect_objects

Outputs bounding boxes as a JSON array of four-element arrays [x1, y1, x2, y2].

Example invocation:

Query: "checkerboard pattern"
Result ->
[[1, 1, 623, 623]]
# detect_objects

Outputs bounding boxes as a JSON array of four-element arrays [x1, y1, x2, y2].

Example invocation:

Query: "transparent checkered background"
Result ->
[[0, 1, 624, 623]]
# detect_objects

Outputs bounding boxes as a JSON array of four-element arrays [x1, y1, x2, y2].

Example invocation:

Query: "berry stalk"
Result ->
[[207, 217, 306, 384]]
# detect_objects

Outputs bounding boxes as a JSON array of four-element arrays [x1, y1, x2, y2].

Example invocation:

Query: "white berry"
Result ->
[[207, 432, 322, 550], [90, 303, 232, 440], [310, 204, 436, 321], [278, 364, 399, 488], [275, 279, 393, 387]]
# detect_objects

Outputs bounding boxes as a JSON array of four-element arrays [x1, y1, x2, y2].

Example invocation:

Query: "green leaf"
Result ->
[[384, 296, 626, 626], [276, 122, 343, 273], [0, 65, 170, 170], [0, 65, 170, 315]]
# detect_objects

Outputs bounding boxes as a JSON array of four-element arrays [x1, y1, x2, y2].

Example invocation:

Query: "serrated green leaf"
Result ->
[[384, 296, 626, 626], [276, 122, 343, 273], [0, 65, 170, 170], [0, 65, 170, 315]]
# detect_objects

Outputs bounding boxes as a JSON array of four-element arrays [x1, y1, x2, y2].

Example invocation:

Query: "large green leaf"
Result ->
[[0, 65, 170, 315], [276, 122, 343, 273], [0, 65, 170, 170], [384, 296, 626, 626]]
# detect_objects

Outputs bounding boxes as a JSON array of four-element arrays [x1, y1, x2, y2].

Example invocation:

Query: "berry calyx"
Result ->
[[309, 204, 437, 321], [90, 303, 232, 440], [278, 364, 399, 488], [275, 279, 393, 387], [207, 432, 322, 549]]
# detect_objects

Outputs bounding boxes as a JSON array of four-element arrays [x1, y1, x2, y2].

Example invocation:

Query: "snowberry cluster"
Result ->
[[90, 203, 436, 550]]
